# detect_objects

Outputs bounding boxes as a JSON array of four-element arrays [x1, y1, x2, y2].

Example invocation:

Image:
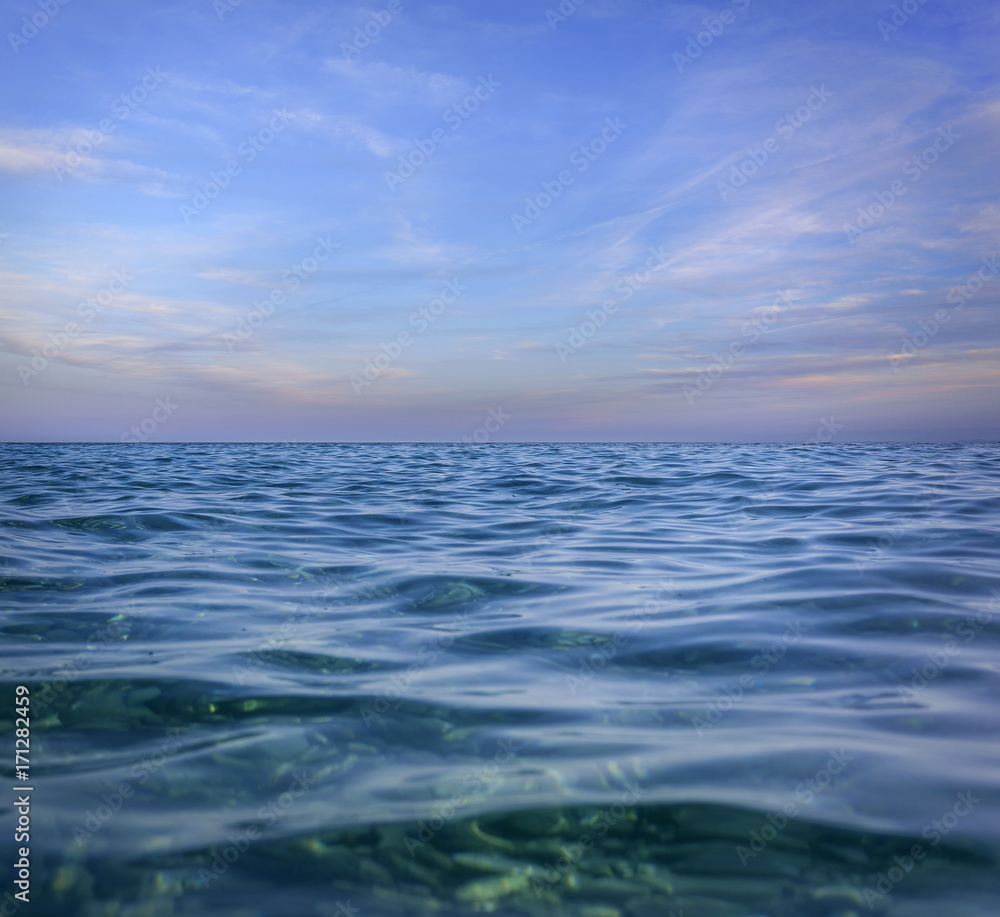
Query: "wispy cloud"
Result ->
[[1, 0, 996, 440]]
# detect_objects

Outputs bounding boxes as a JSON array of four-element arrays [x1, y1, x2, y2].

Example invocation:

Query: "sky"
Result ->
[[0, 0, 998, 442]]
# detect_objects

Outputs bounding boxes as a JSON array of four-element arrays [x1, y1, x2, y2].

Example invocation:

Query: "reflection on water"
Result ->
[[1, 442, 999, 915]]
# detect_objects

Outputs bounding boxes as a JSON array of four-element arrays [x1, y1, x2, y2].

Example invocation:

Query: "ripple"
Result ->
[[2, 442, 999, 914]]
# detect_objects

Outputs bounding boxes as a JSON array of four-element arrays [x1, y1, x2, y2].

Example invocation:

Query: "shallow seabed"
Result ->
[[2, 442, 999, 916]]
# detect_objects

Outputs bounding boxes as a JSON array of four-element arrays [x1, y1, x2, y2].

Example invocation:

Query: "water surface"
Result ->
[[2, 442, 999, 916]]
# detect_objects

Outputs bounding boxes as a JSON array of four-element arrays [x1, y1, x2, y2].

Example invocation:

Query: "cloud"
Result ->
[[168, 77, 277, 100], [0, 128, 179, 194], [196, 268, 278, 285], [0, 129, 95, 176], [2, 1, 997, 440], [284, 107, 397, 157], [322, 59, 470, 107]]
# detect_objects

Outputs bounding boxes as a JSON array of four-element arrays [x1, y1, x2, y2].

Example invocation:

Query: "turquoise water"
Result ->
[[2, 442, 999, 916]]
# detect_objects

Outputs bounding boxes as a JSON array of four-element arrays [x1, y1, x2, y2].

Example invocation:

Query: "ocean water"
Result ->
[[2, 442, 999, 917]]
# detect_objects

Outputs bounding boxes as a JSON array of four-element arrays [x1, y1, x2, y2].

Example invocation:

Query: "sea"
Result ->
[[1, 442, 999, 917]]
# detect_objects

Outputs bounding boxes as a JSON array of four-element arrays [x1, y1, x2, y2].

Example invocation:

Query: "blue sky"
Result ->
[[1, 0, 997, 442]]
